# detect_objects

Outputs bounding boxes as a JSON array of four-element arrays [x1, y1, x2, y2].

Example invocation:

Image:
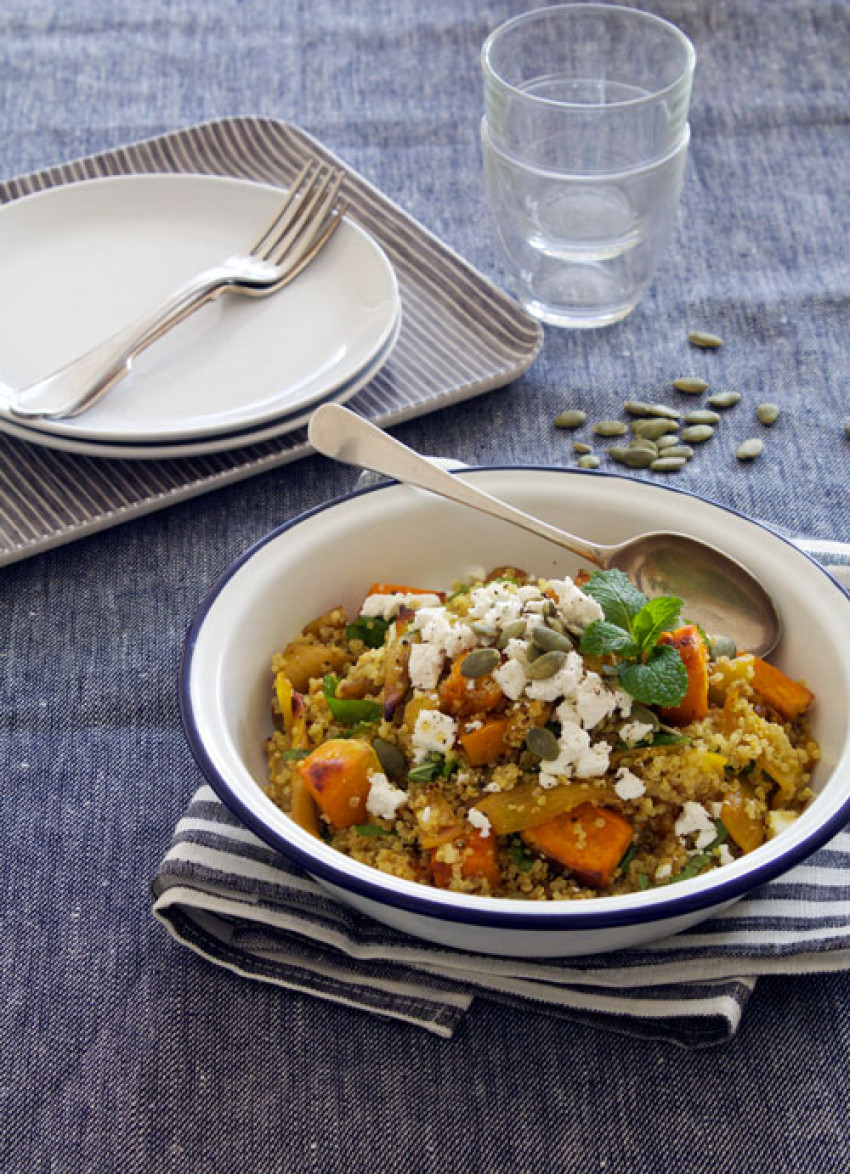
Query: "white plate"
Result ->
[[0, 312, 400, 460], [0, 174, 399, 443]]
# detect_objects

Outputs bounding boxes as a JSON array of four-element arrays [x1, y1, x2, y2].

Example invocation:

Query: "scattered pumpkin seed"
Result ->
[[736, 437, 764, 460], [525, 642, 543, 662], [497, 619, 527, 649], [707, 391, 741, 408], [525, 726, 561, 761], [623, 400, 658, 417], [372, 738, 407, 780], [673, 376, 710, 394], [684, 409, 721, 426], [459, 648, 500, 678], [632, 418, 679, 440], [630, 703, 661, 731], [607, 446, 655, 469], [655, 434, 680, 451], [651, 456, 687, 472], [577, 454, 600, 469], [573, 441, 592, 454], [709, 635, 737, 659], [593, 420, 629, 437], [554, 409, 587, 429], [679, 424, 715, 443], [526, 649, 567, 680], [531, 624, 574, 654], [844, 420, 850, 438], [756, 402, 780, 425], [544, 615, 570, 638], [687, 331, 723, 349], [646, 403, 682, 419], [629, 438, 658, 453], [659, 445, 695, 460]]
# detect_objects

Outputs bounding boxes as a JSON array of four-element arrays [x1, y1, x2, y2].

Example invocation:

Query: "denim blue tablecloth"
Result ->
[[2, 2, 850, 1172]]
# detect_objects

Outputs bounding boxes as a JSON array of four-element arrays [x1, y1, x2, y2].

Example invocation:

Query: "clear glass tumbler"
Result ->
[[481, 4, 695, 328]]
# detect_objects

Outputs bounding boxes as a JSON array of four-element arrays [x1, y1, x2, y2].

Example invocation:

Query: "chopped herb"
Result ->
[[353, 824, 393, 837], [580, 570, 688, 707], [322, 675, 382, 727], [618, 842, 637, 871], [637, 872, 651, 890], [650, 728, 691, 747], [509, 836, 535, 872], [408, 753, 444, 783], [282, 748, 310, 760], [345, 615, 390, 648], [440, 755, 460, 779], [447, 584, 471, 601], [666, 820, 728, 884]]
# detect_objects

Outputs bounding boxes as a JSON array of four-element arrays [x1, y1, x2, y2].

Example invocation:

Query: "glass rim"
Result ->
[[481, 3, 696, 112], [480, 114, 691, 180]]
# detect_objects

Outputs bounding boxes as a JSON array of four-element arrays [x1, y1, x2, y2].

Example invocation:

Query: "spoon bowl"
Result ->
[[308, 404, 781, 656]]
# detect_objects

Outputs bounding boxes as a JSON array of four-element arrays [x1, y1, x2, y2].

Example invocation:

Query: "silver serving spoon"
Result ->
[[308, 404, 780, 656]]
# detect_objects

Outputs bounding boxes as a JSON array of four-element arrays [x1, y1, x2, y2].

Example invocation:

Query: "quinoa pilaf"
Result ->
[[263, 566, 818, 900]]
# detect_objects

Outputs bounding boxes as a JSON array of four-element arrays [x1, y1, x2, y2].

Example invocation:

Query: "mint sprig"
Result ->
[[580, 570, 688, 707]]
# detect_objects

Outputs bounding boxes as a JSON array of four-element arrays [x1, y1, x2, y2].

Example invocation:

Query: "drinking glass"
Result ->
[[481, 4, 695, 328]]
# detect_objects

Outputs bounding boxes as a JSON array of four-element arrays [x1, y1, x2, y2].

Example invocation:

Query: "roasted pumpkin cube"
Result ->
[[429, 830, 500, 889], [295, 738, 381, 828], [657, 624, 709, 726], [459, 717, 510, 765], [439, 654, 506, 717], [521, 803, 633, 888]]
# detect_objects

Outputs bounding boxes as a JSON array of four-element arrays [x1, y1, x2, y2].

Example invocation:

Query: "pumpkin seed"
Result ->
[[673, 376, 710, 394], [655, 435, 680, 451], [629, 438, 658, 453], [543, 599, 557, 618], [573, 441, 592, 454], [623, 400, 657, 417], [497, 619, 527, 649], [844, 420, 850, 438], [531, 624, 574, 653], [577, 454, 600, 469], [460, 648, 500, 678], [525, 726, 561, 761], [593, 420, 629, 437], [707, 391, 741, 408], [736, 437, 764, 460], [524, 641, 543, 662], [470, 620, 498, 639], [607, 446, 655, 469], [651, 456, 687, 472], [679, 424, 715, 443], [687, 331, 723, 349], [372, 738, 407, 780], [756, 402, 780, 425], [684, 409, 721, 426], [544, 615, 570, 638], [554, 409, 587, 429], [646, 403, 682, 419], [526, 649, 567, 680], [630, 703, 661, 731], [632, 418, 679, 440], [659, 445, 695, 460], [709, 635, 737, 659]]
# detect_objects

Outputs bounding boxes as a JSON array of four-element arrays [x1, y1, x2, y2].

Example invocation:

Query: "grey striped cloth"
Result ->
[[151, 542, 850, 1045]]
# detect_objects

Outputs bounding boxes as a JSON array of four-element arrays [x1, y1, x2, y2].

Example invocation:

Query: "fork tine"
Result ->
[[272, 198, 349, 289], [264, 169, 345, 268], [247, 160, 316, 257]]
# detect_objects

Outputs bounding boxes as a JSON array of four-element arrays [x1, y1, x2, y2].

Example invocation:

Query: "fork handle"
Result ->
[[8, 262, 243, 420]]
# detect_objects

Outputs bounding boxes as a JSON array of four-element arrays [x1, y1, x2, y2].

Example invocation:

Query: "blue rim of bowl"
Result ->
[[179, 466, 850, 931]]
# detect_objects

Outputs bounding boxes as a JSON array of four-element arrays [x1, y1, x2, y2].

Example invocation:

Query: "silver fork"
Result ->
[[9, 162, 347, 420]]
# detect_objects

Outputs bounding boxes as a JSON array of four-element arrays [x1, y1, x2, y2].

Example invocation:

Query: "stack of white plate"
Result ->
[[0, 174, 399, 459]]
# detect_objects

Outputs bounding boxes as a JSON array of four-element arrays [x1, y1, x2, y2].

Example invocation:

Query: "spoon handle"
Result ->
[[307, 404, 607, 567]]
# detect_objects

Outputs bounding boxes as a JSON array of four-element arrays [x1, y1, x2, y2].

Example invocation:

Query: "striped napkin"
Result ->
[[151, 540, 850, 1044]]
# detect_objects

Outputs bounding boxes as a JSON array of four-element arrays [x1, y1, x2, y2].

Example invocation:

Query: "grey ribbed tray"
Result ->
[[0, 117, 542, 567]]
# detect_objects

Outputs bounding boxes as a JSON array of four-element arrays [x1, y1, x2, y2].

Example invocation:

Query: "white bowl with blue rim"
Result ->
[[180, 467, 850, 957]]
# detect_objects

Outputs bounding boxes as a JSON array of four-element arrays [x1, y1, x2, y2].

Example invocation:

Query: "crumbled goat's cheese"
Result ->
[[413, 607, 476, 659], [408, 643, 445, 690], [412, 709, 457, 758], [767, 810, 798, 838], [619, 720, 655, 746], [360, 592, 442, 621], [493, 657, 528, 700], [365, 771, 408, 820], [614, 767, 646, 801], [675, 801, 717, 851], [467, 808, 492, 838]]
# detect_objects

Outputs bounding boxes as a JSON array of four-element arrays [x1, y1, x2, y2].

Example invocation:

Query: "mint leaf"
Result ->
[[582, 569, 647, 631], [580, 620, 640, 659], [631, 595, 683, 655], [345, 615, 390, 648], [322, 674, 382, 726], [617, 644, 689, 706]]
